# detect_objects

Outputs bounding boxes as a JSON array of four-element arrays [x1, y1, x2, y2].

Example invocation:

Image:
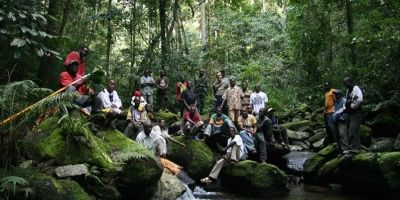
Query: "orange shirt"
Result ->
[[324, 89, 336, 113]]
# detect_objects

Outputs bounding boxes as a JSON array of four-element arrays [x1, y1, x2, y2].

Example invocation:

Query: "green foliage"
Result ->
[[58, 116, 92, 147]]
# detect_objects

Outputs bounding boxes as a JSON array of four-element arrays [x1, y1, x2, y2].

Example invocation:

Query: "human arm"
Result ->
[[112, 91, 122, 108], [168, 137, 185, 147], [350, 86, 363, 109], [222, 141, 237, 153]]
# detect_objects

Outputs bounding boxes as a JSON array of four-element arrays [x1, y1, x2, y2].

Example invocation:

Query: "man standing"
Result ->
[[98, 80, 122, 114], [64, 47, 89, 76], [255, 108, 272, 163], [323, 81, 336, 146], [181, 81, 198, 112], [250, 84, 268, 116], [212, 71, 229, 112], [241, 80, 253, 113], [176, 76, 188, 117], [136, 120, 167, 157], [343, 77, 363, 156], [140, 69, 156, 106], [220, 78, 243, 123], [195, 70, 208, 114], [156, 70, 169, 111]]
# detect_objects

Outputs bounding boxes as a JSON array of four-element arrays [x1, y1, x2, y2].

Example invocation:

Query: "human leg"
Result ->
[[336, 121, 350, 152], [348, 113, 361, 151], [256, 132, 267, 162], [239, 131, 256, 152]]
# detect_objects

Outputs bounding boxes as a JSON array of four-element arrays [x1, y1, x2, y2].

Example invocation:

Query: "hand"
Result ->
[[111, 104, 117, 108]]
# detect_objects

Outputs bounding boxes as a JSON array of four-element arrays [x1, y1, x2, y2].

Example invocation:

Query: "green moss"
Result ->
[[317, 144, 339, 156], [282, 120, 313, 131], [378, 152, 400, 190], [252, 163, 288, 189], [229, 160, 257, 177], [155, 111, 180, 123], [58, 180, 91, 200], [304, 144, 339, 175], [318, 157, 343, 178]]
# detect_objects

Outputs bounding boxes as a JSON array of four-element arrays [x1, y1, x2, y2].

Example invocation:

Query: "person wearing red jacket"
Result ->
[[64, 47, 89, 77]]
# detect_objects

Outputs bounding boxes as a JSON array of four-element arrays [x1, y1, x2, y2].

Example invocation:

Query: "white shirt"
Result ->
[[152, 125, 171, 140], [227, 135, 246, 159], [346, 85, 363, 109], [136, 130, 167, 156], [140, 76, 155, 95], [250, 91, 268, 115], [98, 89, 122, 114]]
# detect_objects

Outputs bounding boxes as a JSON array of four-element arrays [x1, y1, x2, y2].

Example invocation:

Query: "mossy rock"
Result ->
[[221, 160, 288, 195], [303, 144, 339, 177], [369, 138, 395, 152], [370, 112, 400, 138], [282, 120, 313, 131], [360, 125, 372, 147], [167, 136, 214, 180], [317, 157, 343, 180], [378, 152, 400, 191], [156, 111, 180, 124]]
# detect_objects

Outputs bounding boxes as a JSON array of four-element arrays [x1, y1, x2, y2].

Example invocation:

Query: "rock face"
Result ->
[[167, 136, 215, 180], [287, 129, 310, 141], [221, 160, 288, 196], [152, 172, 187, 200], [369, 138, 395, 152], [23, 117, 163, 199], [303, 144, 339, 178], [55, 164, 88, 178], [282, 120, 313, 131]]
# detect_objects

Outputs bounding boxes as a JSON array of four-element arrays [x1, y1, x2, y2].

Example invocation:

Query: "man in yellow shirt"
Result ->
[[324, 81, 336, 146]]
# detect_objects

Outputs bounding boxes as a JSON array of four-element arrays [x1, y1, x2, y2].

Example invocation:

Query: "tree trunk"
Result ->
[[105, 0, 112, 77], [261, 0, 266, 15], [159, 0, 168, 70], [345, 0, 356, 66], [58, 0, 73, 35], [200, 0, 207, 47]]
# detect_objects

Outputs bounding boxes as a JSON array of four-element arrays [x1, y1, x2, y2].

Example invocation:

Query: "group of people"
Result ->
[[323, 78, 363, 157]]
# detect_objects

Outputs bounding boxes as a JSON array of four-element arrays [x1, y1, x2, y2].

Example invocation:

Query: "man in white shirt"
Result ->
[[343, 77, 363, 156], [98, 80, 122, 114], [140, 69, 156, 106], [200, 127, 247, 184], [136, 120, 167, 157], [152, 120, 186, 147], [250, 84, 268, 116]]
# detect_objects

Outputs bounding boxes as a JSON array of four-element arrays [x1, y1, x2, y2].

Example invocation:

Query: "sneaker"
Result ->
[[81, 108, 91, 116]]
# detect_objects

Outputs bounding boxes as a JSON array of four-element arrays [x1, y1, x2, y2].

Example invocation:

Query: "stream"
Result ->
[[177, 151, 375, 200]]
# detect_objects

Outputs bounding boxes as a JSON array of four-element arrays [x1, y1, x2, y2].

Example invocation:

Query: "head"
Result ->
[[241, 108, 248, 118], [199, 70, 205, 77], [229, 127, 237, 137], [107, 80, 116, 92], [145, 69, 151, 76], [159, 119, 166, 129], [255, 84, 261, 93], [189, 105, 196, 115], [267, 108, 275, 116], [67, 61, 79, 75], [242, 80, 248, 90], [79, 47, 89, 58], [134, 90, 142, 97], [186, 81, 192, 89], [334, 90, 343, 100], [133, 96, 140, 107], [343, 77, 354, 89], [324, 81, 333, 92], [216, 72, 223, 81], [143, 120, 153, 136], [216, 107, 223, 116], [220, 70, 226, 78], [259, 108, 266, 117], [229, 78, 236, 87], [145, 103, 153, 112], [159, 70, 165, 76], [180, 75, 185, 82]]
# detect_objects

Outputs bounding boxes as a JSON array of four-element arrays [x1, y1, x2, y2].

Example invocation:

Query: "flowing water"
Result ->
[[177, 151, 376, 200]]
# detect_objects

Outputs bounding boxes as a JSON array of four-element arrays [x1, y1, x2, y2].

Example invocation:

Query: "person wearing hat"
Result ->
[[64, 47, 89, 77], [59, 60, 98, 115], [267, 108, 289, 147], [220, 77, 244, 123], [332, 90, 349, 154]]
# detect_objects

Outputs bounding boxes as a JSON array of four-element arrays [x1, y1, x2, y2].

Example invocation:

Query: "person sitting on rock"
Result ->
[[200, 127, 246, 184], [136, 120, 167, 157], [153, 120, 186, 147], [238, 108, 258, 156], [98, 80, 122, 114], [267, 108, 289, 147], [59, 60, 99, 115], [182, 105, 203, 138], [131, 90, 147, 107], [203, 107, 235, 137], [254, 108, 273, 163], [124, 96, 146, 139], [142, 103, 156, 124]]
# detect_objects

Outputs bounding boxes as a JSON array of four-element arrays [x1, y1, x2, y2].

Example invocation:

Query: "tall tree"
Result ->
[[159, 0, 168, 69], [105, 0, 112, 76]]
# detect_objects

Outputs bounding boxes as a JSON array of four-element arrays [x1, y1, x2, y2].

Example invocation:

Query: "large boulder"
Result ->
[[282, 120, 314, 131], [23, 117, 163, 198], [303, 144, 339, 180], [287, 129, 310, 141], [152, 172, 186, 200], [167, 136, 215, 180], [370, 112, 400, 138], [369, 138, 395, 152], [221, 160, 288, 196], [156, 111, 180, 124], [378, 152, 400, 191], [308, 129, 326, 144]]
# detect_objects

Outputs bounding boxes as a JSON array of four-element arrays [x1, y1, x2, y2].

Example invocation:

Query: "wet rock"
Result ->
[[55, 164, 88, 178], [282, 120, 313, 131], [312, 138, 325, 150], [222, 160, 288, 195], [153, 172, 186, 200], [168, 136, 215, 180], [292, 141, 310, 150], [377, 152, 400, 190], [308, 130, 326, 144], [303, 144, 339, 178], [369, 138, 395, 152], [287, 129, 310, 141], [19, 160, 36, 169], [289, 145, 303, 151]]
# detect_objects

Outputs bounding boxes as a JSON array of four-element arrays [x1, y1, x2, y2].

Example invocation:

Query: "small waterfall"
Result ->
[[283, 151, 315, 172]]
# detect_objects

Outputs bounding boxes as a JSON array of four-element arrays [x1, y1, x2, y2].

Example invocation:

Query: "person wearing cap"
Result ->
[[332, 90, 349, 154], [212, 71, 229, 113], [136, 120, 167, 157], [64, 47, 89, 77], [59, 60, 98, 115], [195, 70, 208, 114], [343, 77, 363, 156], [323, 81, 337, 146], [267, 108, 289, 147], [124, 96, 147, 139], [220, 77, 243, 123], [156, 70, 169, 111], [140, 69, 156, 106], [250, 84, 268, 116], [131, 90, 147, 107]]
